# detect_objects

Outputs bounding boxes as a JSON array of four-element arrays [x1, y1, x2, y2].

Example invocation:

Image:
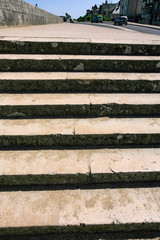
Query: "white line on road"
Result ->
[[83, 22, 137, 33], [100, 23, 137, 32]]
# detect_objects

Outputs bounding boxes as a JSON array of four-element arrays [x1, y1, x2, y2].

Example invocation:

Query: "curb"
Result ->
[[128, 22, 160, 31]]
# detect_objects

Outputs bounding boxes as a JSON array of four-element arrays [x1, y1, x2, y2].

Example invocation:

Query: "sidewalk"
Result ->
[[0, 22, 159, 44], [128, 21, 160, 31]]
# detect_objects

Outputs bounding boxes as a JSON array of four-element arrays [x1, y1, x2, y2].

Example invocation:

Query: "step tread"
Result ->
[[0, 72, 159, 80], [0, 188, 159, 228], [0, 94, 160, 105], [0, 54, 160, 60], [0, 148, 159, 179], [0, 118, 160, 135], [75, 118, 160, 134]]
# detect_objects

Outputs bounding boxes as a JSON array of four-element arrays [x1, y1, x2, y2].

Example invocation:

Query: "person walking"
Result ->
[[69, 16, 74, 23]]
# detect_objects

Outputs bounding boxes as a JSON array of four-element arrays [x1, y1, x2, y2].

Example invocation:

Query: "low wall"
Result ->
[[0, 0, 63, 26]]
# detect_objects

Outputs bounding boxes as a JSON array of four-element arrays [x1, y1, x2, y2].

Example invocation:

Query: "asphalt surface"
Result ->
[[80, 21, 160, 35]]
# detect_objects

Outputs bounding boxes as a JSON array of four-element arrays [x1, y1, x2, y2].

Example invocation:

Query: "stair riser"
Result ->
[[0, 134, 159, 149], [0, 80, 160, 93], [0, 223, 159, 237], [0, 104, 160, 118], [0, 39, 159, 237], [0, 233, 159, 240], [0, 59, 160, 72], [1, 172, 160, 186], [0, 41, 159, 56]]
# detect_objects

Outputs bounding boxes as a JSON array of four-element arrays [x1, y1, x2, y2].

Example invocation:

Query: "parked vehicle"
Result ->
[[114, 16, 128, 25], [91, 16, 103, 23]]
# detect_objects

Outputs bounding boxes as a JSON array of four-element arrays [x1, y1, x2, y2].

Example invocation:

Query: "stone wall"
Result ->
[[0, 0, 63, 26]]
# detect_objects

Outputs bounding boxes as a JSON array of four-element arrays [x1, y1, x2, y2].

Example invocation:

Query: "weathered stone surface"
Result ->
[[0, 72, 159, 93], [75, 118, 160, 134], [0, 148, 159, 186], [0, 235, 159, 240], [0, 40, 159, 55], [0, 134, 160, 149], [1, 93, 160, 105], [0, 119, 75, 135], [0, 93, 159, 118], [0, 72, 159, 80], [0, 0, 62, 26], [0, 118, 159, 149], [0, 55, 159, 72], [0, 149, 89, 175], [0, 118, 159, 136], [0, 188, 159, 231], [0, 39, 159, 239]]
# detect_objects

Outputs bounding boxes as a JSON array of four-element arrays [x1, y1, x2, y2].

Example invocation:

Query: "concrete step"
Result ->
[[0, 40, 159, 56], [0, 93, 159, 118], [0, 72, 159, 93], [0, 118, 160, 148], [0, 40, 159, 239], [0, 55, 160, 72], [0, 187, 159, 235], [0, 148, 159, 186]]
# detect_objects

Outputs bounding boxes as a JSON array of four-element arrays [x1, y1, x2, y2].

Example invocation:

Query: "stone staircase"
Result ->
[[0, 40, 160, 240]]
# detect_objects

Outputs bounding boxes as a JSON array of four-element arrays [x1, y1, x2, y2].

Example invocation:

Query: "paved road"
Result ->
[[80, 21, 160, 35], [0, 22, 160, 44]]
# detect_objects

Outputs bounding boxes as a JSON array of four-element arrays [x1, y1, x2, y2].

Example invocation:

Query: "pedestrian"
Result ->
[[69, 16, 74, 23]]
